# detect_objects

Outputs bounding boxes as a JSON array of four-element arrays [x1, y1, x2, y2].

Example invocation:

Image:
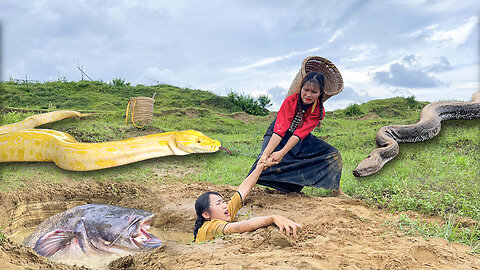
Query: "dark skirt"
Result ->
[[249, 119, 342, 193]]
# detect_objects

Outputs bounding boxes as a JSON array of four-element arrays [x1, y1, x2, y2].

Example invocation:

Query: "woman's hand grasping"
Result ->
[[265, 151, 285, 167], [271, 215, 301, 236], [257, 154, 268, 169]]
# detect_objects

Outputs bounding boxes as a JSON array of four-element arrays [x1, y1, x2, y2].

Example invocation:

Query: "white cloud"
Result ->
[[0, 1, 478, 111], [327, 29, 343, 44], [427, 16, 478, 46], [343, 43, 378, 63], [224, 46, 322, 73]]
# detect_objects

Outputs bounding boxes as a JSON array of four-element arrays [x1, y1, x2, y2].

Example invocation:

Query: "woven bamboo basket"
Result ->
[[287, 56, 343, 102], [126, 97, 155, 128]]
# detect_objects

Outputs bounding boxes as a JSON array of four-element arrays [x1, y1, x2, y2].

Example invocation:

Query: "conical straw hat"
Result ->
[[287, 56, 343, 102]]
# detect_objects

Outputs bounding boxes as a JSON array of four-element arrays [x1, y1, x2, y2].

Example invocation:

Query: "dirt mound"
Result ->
[[358, 111, 381, 120], [220, 111, 277, 124], [0, 180, 478, 269]]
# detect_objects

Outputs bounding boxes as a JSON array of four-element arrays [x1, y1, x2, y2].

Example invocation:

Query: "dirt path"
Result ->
[[0, 180, 478, 269]]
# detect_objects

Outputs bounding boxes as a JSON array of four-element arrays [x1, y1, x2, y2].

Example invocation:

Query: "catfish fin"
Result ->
[[34, 229, 77, 257]]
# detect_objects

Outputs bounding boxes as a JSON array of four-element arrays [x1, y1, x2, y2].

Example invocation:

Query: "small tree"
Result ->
[[405, 96, 420, 109], [227, 92, 270, 116], [344, 103, 364, 117], [112, 78, 130, 87], [258, 95, 272, 110]]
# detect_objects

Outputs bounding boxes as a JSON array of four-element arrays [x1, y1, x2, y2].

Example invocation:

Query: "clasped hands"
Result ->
[[257, 151, 285, 170]]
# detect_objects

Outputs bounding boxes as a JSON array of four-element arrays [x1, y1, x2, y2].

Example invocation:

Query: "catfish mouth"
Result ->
[[131, 215, 163, 249]]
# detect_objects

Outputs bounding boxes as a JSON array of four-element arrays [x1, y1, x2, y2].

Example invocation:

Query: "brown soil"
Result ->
[[358, 112, 381, 120], [0, 180, 479, 270], [219, 111, 277, 124], [231, 112, 258, 123]]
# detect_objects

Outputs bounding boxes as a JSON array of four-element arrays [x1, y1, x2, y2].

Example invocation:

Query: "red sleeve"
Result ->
[[273, 94, 297, 137], [293, 104, 321, 140]]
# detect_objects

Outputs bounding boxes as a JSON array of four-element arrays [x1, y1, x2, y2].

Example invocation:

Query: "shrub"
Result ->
[[406, 96, 420, 109], [112, 78, 129, 87], [227, 92, 271, 116], [2, 111, 26, 124], [257, 95, 272, 109], [344, 103, 364, 117]]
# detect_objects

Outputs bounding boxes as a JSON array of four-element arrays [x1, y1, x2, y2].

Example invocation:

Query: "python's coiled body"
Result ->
[[0, 111, 220, 171], [353, 92, 480, 177]]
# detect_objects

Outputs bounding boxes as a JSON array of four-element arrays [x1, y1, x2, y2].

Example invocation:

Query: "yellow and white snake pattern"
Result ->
[[0, 110, 221, 171]]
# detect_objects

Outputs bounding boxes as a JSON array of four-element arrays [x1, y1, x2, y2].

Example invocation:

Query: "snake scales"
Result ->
[[0, 110, 221, 171], [353, 92, 480, 177]]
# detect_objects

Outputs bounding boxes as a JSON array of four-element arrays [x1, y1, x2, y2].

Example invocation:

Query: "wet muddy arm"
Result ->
[[224, 215, 301, 235]]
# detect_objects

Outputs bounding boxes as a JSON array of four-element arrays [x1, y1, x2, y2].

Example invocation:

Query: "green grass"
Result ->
[[1, 80, 479, 249], [389, 214, 480, 254], [0, 230, 5, 244]]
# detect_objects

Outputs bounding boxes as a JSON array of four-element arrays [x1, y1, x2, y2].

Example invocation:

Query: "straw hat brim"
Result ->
[[287, 56, 343, 102]]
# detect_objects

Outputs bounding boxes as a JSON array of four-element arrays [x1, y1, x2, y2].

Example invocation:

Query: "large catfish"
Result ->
[[23, 204, 163, 260]]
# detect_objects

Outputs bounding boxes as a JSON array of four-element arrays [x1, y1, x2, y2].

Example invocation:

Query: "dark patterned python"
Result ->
[[353, 92, 480, 177]]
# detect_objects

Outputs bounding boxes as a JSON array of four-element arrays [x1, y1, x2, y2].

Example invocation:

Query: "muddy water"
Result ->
[[8, 226, 192, 245], [150, 227, 193, 243], [7, 225, 192, 269], [7, 226, 36, 244], [0, 185, 193, 269]]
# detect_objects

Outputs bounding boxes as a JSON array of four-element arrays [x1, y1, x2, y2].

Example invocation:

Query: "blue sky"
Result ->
[[1, 0, 478, 111]]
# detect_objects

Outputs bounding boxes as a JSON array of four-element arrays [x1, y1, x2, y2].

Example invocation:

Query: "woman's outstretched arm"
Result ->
[[237, 161, 264, 200], [224, 214, 301, 235]]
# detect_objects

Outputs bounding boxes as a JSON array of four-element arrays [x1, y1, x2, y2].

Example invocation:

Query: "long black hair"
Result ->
[[299, 71, 325, 111], [288, 72, 326, 133], [193, 191, 222, 241]]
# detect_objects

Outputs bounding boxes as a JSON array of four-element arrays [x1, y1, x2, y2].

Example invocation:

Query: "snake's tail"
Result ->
[[219, 146, 232, 155]]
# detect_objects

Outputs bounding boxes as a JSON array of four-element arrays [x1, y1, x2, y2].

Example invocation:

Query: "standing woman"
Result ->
[[249, 71, 345, 196]]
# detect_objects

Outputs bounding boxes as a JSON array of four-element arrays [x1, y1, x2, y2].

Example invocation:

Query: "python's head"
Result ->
[[175, 130, 221, 153]]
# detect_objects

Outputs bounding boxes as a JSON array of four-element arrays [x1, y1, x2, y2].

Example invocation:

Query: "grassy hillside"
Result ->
[[1, 81, 479, 250], [1, 80, 236, 113]]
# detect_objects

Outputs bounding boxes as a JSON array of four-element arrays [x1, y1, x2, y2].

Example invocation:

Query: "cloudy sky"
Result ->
[[0, 0, 479, 111]]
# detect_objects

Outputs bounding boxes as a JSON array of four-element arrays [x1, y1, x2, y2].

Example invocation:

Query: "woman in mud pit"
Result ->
[[193, 162, 301, 243], [249, 71, 346, 196]]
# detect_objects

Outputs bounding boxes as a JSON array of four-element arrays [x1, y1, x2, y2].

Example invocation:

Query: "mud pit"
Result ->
[[1, 180, 479, 269]]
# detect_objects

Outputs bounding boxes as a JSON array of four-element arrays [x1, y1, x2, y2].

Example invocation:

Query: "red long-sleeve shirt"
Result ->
[[273, 93, 325, 140]]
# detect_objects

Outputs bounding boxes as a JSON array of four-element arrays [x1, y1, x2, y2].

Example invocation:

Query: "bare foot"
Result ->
[[333, 189, 350, 199]]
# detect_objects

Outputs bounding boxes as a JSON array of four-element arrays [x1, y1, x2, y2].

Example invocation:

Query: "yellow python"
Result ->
[[0, 110, 221, 171]]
